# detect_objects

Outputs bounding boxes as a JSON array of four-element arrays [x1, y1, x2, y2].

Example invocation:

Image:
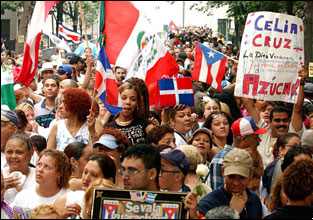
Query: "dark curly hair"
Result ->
[[282, 159, 313, 201], [281, 147, 311, 171], [272, 133, 300, 159], [63, 88, 91, 123], [125, 78, 149, 121], [146, 125, 174, 146], [269, 176, 284, 212]]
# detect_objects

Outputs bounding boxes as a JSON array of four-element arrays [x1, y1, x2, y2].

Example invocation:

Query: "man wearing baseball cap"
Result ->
[[186, 148, 263, 219], [209, 116, 266, 191], [159, 149, 190, 192], [57, 64, 73, 80]]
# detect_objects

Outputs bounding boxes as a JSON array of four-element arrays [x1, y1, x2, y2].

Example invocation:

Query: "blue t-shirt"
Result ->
[[198, 187, 263, 219]]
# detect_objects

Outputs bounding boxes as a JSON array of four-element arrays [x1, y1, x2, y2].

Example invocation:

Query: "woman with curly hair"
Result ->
[[13, 149, 71, 210], [47, 88, 92, 151], [54, 154, 117, 218], [106, 81, 147, 145]]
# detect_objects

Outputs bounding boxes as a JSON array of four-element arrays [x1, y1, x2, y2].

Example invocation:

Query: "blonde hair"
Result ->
[[16, 102, 34, 112], [179, 145, 203, 171], [220, 102, 231, 117], [30, 204, 60, 219]]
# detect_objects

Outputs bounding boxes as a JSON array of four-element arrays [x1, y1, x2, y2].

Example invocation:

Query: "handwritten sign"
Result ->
[[234, 12, 304, 103], [91, 188, 188, 219], [309, 62, 313, 78]]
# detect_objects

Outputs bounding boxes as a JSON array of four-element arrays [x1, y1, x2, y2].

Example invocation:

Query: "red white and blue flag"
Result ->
[[94, 47, 122, 115], [58, 23, 81, 44], [158, 77, 194, 107], [192, 43, 227, 91]]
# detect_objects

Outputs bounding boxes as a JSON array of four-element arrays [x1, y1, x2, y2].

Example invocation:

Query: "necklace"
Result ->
[[116, 118, 133, 126]]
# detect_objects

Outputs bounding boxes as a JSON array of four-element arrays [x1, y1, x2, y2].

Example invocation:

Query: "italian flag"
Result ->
[[127, 35, 179, 108], [16, 1, 58, 86], [103, 1, 152, 70], [1, 66, 16, 110]]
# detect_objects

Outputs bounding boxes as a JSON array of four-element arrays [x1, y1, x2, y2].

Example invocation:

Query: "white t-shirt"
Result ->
[[257, 119, 303, 168], [3, 167, 37, 204], [174, 132, 188, 147], [65, 190, 85, 217], [1, 152, 7, 171], [12, 187, 68, 210]]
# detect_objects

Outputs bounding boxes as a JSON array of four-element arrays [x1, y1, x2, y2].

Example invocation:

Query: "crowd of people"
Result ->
[[1, 23, 313, 219]]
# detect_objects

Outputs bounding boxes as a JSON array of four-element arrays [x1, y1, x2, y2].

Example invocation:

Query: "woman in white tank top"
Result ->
[[47, 88, 93, 151]]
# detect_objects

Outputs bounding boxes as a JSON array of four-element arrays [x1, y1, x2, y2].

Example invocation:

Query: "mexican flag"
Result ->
[[16, 1, 58, 86], [1, 66, 16, 110], [127, 35, 179, 108], [103, 1, 152, 70]]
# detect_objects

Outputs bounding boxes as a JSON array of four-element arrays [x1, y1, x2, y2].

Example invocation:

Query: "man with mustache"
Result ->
[[242, 67, 307, 168]]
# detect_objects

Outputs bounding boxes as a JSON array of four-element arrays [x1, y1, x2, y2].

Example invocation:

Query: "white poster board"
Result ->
[[234, 12, 304, 103]]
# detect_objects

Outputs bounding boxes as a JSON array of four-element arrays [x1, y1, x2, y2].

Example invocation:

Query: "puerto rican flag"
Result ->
[[158, 77, 194, 107], [192, 43, 227, 91], [58, 23, 81, 44], [94, 47, 122, 115]]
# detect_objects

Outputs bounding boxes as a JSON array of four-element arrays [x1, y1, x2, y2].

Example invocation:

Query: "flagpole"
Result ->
[[78, 2, 98, 143], [205, 44, 239, 63]]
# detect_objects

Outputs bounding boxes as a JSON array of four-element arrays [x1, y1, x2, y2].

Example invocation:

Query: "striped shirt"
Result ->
[[209, 144, 233, 190]]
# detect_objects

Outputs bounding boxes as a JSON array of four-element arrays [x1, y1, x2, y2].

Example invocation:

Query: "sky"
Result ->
[[133, 1, 230, 32]]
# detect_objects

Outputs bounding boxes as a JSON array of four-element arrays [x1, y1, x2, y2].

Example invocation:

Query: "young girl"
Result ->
[[203, 112, 233, 159], [106, 82, 147, 145]]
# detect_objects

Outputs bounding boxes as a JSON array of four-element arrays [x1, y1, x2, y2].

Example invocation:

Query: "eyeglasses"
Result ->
[[119, 167, 146, 176]]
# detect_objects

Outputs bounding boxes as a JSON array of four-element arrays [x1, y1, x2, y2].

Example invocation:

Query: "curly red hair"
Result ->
[[63, 88, 91, 123]]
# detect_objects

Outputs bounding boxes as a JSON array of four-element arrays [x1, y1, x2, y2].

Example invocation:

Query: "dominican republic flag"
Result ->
[[192, 43, 227, 91], [16, 1, 59, 86], [94, 47, 122, 115], [158, 77, 194, 107], [58, 23, 81, 44], [127, 34, 179, 109]]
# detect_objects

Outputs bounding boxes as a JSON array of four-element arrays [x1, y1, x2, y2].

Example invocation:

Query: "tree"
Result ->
[[191, 1, 312, 64], [62, 1, 79, 32], [1, 1, 22, 13], [56, 1, 98, 37], [303, 1, 313, 65], [1, 1, 35, 52], [81, 1, 98, 38]]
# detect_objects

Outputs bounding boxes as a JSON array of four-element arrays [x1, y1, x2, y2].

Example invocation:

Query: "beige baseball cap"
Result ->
[[223, 148, 253, 178]]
